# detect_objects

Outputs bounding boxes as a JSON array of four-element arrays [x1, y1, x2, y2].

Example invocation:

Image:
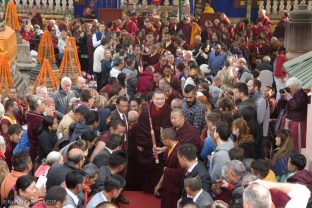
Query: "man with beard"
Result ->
[[135, 89, 172, 193], [182, 84, 206, 132], [170, 109, 201, 151], [235, 58, 254, 83], [233, 82, 256, 111], [247, 79, 262, 102]]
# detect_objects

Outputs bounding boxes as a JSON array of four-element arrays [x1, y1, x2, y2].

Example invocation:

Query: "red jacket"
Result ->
[[137, 70, 153, 95], [274, 53, 287, 78]]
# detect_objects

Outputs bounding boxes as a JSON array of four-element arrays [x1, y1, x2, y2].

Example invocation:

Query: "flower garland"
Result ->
[[0, 56, 14, 96], [37, 31, 56, 64], [32, 59, 58, 94], [57, 37, 82, 83], [5, 0, 21, 31]]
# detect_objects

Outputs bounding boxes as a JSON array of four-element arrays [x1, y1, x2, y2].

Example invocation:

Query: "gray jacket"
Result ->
[[194, 189, 214, 208], [86, 191, 107, 208], [257, 97, 270, 137], [211, 141, 234, 182], [52, 88, 76, 119], [122, 67, 137, 97]]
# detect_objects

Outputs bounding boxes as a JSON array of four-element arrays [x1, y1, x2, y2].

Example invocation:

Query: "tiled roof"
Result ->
[[283, 51, 312, 89]]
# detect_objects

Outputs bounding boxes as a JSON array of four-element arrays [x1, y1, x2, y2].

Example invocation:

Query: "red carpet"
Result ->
[[120, 191, 161, 208]]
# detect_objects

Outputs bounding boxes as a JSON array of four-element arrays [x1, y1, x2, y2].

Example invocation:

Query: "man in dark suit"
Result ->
[[111, 96, 129, 148], [177, 143, 212, 206], [184, 176, 213, 208], [93, 135, 123, 169]]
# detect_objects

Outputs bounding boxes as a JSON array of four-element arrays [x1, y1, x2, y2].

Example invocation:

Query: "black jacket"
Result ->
[[182, 161, 212, 205], [46, 161, 82, 190], [38, 130, 58, 162], [93, 148, 111, 169], [230, 175, 245, 208]]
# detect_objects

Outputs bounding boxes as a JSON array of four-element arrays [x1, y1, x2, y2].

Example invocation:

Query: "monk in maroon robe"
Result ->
[[170, 109, 201, 151], [154, 128, 184, 208], [26, 111, 44, 162], [177, 17, 192, 44], [126, 12, 139, 37], [163, 65, 181, 93], [164, 85, 183, 106], [257, 9, 272, 26], [152, 55, 168, 74], [135, 90, 172, 193], [273, 11, 289, 39]]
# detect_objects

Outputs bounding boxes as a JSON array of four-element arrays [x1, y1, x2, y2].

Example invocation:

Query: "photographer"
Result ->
[[279, 77, 309, 152]]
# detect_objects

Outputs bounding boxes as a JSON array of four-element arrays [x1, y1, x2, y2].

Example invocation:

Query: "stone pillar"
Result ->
[[285, 4, 312, 60]]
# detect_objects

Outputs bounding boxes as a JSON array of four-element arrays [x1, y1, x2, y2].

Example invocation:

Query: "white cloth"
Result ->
[[110, 67, 121, 78], [193, 189, 203, 203], [58, 38, 66, 54], [93, 45, 105, 73], [286, 184, 311, 208]]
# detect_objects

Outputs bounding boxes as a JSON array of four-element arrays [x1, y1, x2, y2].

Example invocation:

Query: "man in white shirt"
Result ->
[[110, 57, 124, 78], [93, 38, 110, 91], [86, 174, 126, 208], [184, 176, 213, 208], [63, 171, 85, 208], [92, 23, 106, 48]]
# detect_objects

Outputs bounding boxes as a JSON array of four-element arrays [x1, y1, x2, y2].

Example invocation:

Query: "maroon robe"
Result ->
[[144, 53, 160, 67], [153, 62, 166, 74], [3, 133, 16, 170], [165, 90, 183, 106], [257, 16, 272, 26], [175, 121, 201, 152], [164, 41, 176, 55], [137, 70, 154, 95], [135, 102, 172, 193], [177, 22, 192, 44], [168, 76, 182, 94], [26, 111, 44, 162], [160, 143, 185, 208], [125, 126, 139, 190]]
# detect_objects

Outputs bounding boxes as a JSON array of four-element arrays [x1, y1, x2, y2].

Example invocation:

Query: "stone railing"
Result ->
[[0, 0, 74, 16], [259, 0, 312, 19]]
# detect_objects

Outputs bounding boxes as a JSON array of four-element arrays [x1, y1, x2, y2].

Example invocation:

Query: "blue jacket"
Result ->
[[208, 52, 224, 75], [13, 129, 29, 155]]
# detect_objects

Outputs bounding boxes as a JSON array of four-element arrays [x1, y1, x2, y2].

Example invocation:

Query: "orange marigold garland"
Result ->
[[32, 59, 58, 94], [57, 37, 82, 83], [37, 31, 56, 64], [5, 0, 21, 31], [0, 57, 14, 96]]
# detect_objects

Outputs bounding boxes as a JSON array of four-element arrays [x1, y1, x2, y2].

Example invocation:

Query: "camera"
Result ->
[[279, 87, 290, 94]]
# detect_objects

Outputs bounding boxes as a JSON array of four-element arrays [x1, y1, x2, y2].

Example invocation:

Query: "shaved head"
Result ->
[[128, 110, 139, 122]]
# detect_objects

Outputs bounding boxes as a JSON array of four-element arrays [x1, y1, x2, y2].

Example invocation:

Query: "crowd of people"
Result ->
[[0, 4, 311, 208]]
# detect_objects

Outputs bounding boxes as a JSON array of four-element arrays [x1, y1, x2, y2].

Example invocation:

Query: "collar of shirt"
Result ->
[[187, 160, 198, 173], [193, 189, 203, 203], [101, 191, 108, 202], [66, 188, 79, 205], [104, 147, 113, 154]]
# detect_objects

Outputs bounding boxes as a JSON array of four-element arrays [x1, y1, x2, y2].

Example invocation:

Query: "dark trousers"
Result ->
[[95, 72, 103, 91]]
